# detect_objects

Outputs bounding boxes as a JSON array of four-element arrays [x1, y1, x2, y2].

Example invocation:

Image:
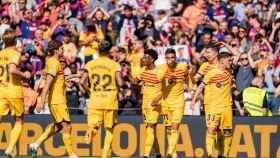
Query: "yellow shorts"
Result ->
[[205, 109, 233, 130], [49, 104, 71, 123], [162, 107, 184, 126], [0, 98, 24, 117], [87, 109, 117, 128], [142, 108, 160, 124]]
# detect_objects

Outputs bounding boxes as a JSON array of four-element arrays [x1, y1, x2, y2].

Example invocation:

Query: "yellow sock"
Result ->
[[167, 129, 179, 154], [85, 126, 98, 144], [35, 123, 56, 146], [144, 126, 155, 157], [167, 128, 171, 146], [206, 132, 217, 157], [6, 121, 22, 153], [62, 133, 74, 156], [102, 128, 113, 158], [223, 134, 232, 157]]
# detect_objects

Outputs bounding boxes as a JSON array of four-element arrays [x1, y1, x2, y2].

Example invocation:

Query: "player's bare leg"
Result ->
[[5, 116, 23, 158]]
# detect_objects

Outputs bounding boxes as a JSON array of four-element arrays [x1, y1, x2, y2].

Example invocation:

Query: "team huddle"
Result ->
[[0, 29, 234, 158]]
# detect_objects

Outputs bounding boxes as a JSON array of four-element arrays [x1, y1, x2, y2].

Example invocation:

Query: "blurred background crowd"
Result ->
[[0, 0, 279, 116]]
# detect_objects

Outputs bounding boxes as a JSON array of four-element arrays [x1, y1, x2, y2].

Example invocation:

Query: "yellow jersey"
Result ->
[[85, 57, 120, 110], [203, 67, 233, 113], [161, 63, 188, 108], [138, 66, 165, 109], [0, 48, 23, 98], [198, 62, 217, 76], [128, 51, 143, 78], [45, 57, 67, 105]]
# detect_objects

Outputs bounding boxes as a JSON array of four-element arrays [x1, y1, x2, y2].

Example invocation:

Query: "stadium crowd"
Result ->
[[0, 0, 280, 116]]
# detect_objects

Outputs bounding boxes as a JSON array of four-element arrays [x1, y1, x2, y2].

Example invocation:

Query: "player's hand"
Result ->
[[150, 99, 159, 107], [36, 97, 45, 113], [239, 108, 245, 116], [24, 71, 32, 79]]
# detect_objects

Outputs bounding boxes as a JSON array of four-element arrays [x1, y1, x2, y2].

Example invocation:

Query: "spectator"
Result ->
[[118, 5, 138, 45], [181, 0, 207, 31], [235, 77, 272, 116], [134, 14, 160, 41], [233, 50, 255, 93], [65, 62, 83, 114]]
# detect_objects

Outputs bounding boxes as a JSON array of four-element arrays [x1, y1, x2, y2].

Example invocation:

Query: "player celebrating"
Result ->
[[191, 51, 233, 158], [80, 40, 123, 158], [29, 40, 78, 158], [160, 48, 189, 158], [0, 29, 31, 157], [130, 49, 164, 158]]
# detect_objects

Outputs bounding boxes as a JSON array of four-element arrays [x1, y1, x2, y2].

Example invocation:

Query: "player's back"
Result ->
[[86, 57, 120, 110], [0, 47, 23, 99], [203, 67, 233, 112]]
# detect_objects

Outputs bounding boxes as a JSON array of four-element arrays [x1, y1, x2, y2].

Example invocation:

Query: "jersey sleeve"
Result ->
[[84, 62, 90, 72], [46, 59, 59, 77], [198, 62, 207, 76]]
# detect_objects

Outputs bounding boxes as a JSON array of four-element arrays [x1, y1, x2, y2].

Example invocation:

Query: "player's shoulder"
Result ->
[[199, 62, 211, 69], [47, 57, 59, 65], [177, 63, 188, 69], [5, 48, 20, 57]]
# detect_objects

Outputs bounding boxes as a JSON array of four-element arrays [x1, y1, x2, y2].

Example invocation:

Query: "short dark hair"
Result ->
[[2, 29, 16, 47], [98, 40, 112, 56], [204, 41, 219, 52], [144, 49, 158, 61], [165, 48, 176, 56], [48, 40, 62, 56]]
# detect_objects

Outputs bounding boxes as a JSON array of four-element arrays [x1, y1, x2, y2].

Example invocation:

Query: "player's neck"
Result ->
[[218, 63, 226, 70], [147, 64, 155, 70], [168, 63, 177, 70], [5, 46, 15, 50], [210, 58, 218, 64]]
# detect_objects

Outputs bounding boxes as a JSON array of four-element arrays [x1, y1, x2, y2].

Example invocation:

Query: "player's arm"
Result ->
[[150, 94, 162, 107], [80, 70, 90, 93], [190, 82, 205, 110], [116, 70, 124, 87], [9, 53, 31, 79], [37, 73, 54, 112], [9, 63, 31, 79]]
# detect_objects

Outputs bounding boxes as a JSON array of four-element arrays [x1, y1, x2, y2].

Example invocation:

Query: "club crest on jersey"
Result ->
[[216, 83, 222, 88]]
